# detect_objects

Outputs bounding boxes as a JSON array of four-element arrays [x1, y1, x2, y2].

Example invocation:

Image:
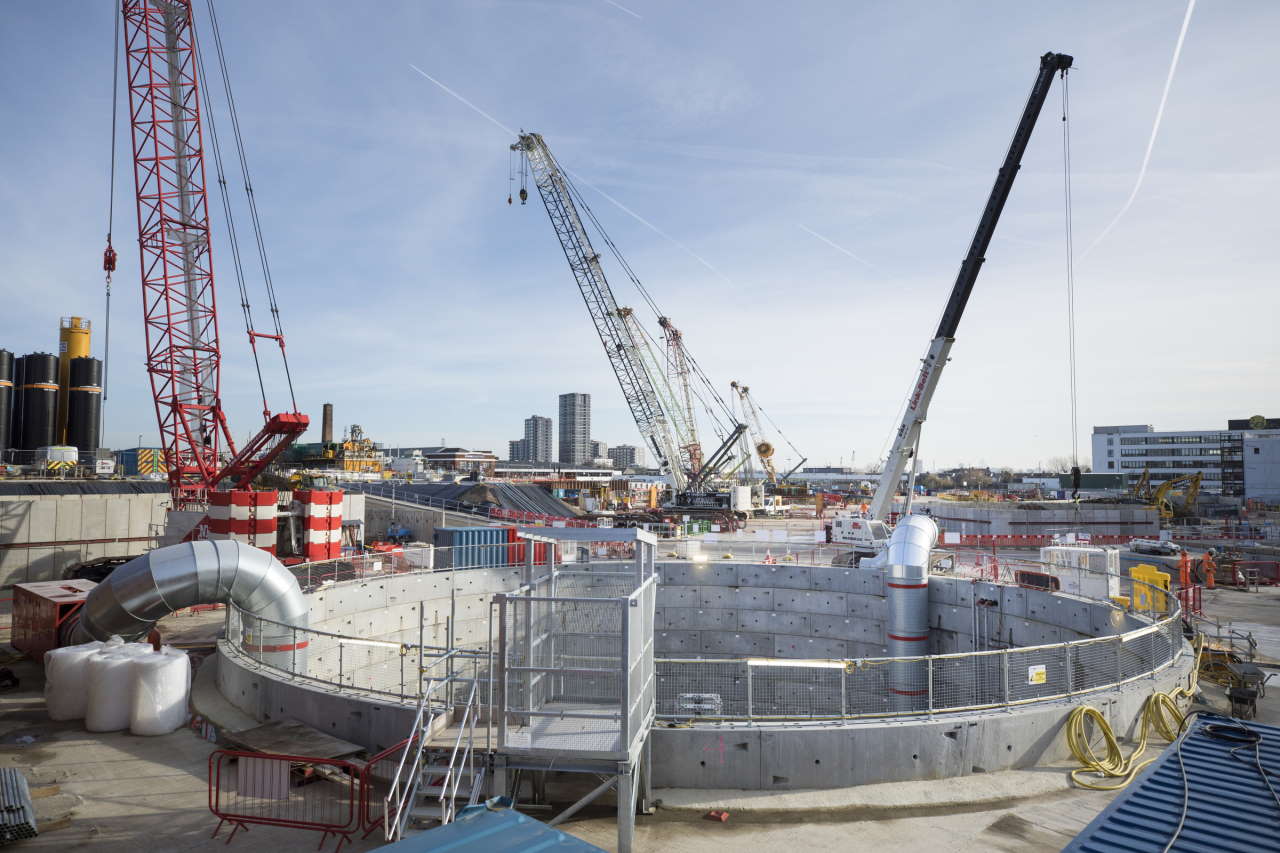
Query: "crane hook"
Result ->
[[507, 194, 512, 205], [102, 241, 117, 273], [519, 187, 528, 205]]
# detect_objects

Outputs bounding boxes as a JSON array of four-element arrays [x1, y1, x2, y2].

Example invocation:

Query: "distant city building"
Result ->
[[590, 439, 607, 459], [508, 415, 553, 463], [1092, 418, 1280, 498], [525, 415, 553, 463], [558, 393, 591, 465], [394, 446, 498, 476], [608, 444, 643, 468]]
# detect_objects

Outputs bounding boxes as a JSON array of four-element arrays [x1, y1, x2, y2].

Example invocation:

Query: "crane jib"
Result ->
[[933, 51, 1073, 341]]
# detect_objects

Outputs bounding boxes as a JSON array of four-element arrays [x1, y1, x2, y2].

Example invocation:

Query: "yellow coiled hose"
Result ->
[[1067, 635, 1203, 790]]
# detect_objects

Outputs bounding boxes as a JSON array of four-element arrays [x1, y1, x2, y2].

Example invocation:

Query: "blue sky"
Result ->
[[1, 1, 1275, 471]]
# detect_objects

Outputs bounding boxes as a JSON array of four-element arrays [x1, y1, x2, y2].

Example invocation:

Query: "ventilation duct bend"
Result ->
[[67, 540, 308, 668], [885, 514, 938, 712]]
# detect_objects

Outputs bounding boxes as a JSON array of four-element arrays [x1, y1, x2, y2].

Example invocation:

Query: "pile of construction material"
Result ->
[[44, 637, 191, 736]]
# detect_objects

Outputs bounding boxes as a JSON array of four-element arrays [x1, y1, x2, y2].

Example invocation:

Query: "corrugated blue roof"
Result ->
[[1064, 712, 1280, 852], [372, 801, 606, 852]]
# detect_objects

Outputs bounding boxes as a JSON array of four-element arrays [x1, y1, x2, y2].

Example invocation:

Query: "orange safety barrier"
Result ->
[[208, 750, 360, 852]]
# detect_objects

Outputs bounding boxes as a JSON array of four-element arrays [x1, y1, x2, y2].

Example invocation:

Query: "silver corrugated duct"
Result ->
[[67, 540, 307, 668], [885, 514, 938, 712]]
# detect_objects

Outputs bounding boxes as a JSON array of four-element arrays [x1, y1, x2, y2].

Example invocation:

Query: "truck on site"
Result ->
[[833, 51, 1074, 565]]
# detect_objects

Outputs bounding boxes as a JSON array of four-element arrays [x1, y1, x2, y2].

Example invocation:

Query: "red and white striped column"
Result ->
[[208, 490, 278, 554], [295, 489, 343, 561]]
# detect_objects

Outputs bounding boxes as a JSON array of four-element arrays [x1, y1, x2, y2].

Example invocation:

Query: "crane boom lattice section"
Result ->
[[514, 133, 685, 491], [123, 0, 228, 510]]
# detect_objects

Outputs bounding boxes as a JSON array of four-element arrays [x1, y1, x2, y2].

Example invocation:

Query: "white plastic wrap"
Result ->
[[43, 641, 104, 721], [85, 652, 139, 732], [129, 649, 191, 736]]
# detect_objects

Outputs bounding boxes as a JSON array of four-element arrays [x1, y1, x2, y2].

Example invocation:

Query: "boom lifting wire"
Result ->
[[1061, 70, 1081, 482], [550, 154, 739, 426], [101, 8, 122, 449], [200, 0, 299, 414]]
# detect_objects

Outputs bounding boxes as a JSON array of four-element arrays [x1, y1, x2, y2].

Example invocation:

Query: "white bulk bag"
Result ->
[[85, 652, 139, 732], [130, 650, 191, 736], [44, 641, 104, 721]]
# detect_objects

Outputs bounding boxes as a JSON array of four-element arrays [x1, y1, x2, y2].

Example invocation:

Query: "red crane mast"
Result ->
[[121, 0, 305, 511]]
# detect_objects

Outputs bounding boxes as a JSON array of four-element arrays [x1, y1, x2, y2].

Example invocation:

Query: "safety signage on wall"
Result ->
[[1027, 664, 1047, 685]]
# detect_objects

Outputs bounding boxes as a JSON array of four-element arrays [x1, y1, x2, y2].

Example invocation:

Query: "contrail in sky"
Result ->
[[409, 64, 515, 136], [603, 0, 642, 19], [409, 64, 733, 285], [797, 223, 875, 269], [1081, 0, 1196, 259]]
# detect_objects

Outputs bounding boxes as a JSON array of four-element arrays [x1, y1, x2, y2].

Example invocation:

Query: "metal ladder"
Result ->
[[383, 680, 488, 841]]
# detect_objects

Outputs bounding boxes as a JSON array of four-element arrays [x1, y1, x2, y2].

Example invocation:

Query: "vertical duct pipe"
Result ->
[[885, 513, 938, 712], [321, 402, 334, 445]]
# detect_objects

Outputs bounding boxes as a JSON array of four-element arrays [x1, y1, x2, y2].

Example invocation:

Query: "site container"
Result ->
[[431, 526, 511, 570]]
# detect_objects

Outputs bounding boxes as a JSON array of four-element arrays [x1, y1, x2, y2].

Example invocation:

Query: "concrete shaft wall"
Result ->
[[655, 562, 1140, 659], [929, 503, 1159, 537], [0, 492, 169, 586], [216, 560, 1190, 789]]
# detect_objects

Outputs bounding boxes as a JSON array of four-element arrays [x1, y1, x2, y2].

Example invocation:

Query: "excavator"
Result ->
[[1152, 472, 1202, 521]]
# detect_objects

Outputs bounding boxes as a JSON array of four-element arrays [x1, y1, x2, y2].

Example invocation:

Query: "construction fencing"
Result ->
[[208, 750, 359, 851]]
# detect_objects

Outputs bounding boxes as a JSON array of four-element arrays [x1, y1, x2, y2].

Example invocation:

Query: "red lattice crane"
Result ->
[[121, 0, 306, 511]]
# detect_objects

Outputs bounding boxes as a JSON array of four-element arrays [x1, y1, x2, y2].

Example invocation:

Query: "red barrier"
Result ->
[[1236, 561, 1280, 586], [208, 750, 359, 851], [358, 736, 417, 838], [1176, 585, 1203, 616]]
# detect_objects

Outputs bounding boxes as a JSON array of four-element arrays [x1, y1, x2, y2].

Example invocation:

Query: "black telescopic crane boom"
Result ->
[[935, 52, 1073, 339]]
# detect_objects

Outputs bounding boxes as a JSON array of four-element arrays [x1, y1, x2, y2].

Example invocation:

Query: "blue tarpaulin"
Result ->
[[372, 800, 606, 852]]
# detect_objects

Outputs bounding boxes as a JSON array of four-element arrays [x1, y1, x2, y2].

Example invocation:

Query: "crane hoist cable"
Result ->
[[1061, 70, 1080, 476], [195, 0, 299, 417], [101, 6, 121, 440]]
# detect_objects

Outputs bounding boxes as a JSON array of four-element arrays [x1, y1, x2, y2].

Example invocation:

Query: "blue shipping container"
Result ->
[[432, 526, 511, 570]]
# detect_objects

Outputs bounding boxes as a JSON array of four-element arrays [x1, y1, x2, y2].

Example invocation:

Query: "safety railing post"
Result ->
[[1001, 650, 1010, 706], [291, 627, 298, 676], [926, 657, 934, 715], [1115, 637, 1123, 685], [1064, 643, 1073, 695], [745, 661, 753, 722], [339, 643, 344, 687], [496, 595, 508, 747]]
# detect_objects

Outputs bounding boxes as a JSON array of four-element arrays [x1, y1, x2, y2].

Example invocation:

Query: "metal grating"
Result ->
[[1063, 713, 1280, 853], [0, 768, 37, 844]]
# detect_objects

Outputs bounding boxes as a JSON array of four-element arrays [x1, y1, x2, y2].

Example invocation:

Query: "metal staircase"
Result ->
[[383, 679, 489, 841]]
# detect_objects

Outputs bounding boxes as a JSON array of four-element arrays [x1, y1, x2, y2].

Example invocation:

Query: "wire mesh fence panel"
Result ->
[[930, 652, 1005, 711], [751, 664, 845, 718], [1007, 646, 1068, 703], [655, 660, 748, 718], [843, 661, 893, 717], [1070, 637, 1119, 692], [1117, 631, 1154, 682]]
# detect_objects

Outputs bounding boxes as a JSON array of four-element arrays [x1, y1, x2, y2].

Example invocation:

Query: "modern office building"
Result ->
[[1092, 417, 1280, 498], [558, 393, 591, 465]]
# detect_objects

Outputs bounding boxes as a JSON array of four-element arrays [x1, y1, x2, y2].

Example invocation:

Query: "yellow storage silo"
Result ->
[[57, 317, 91, 442]]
